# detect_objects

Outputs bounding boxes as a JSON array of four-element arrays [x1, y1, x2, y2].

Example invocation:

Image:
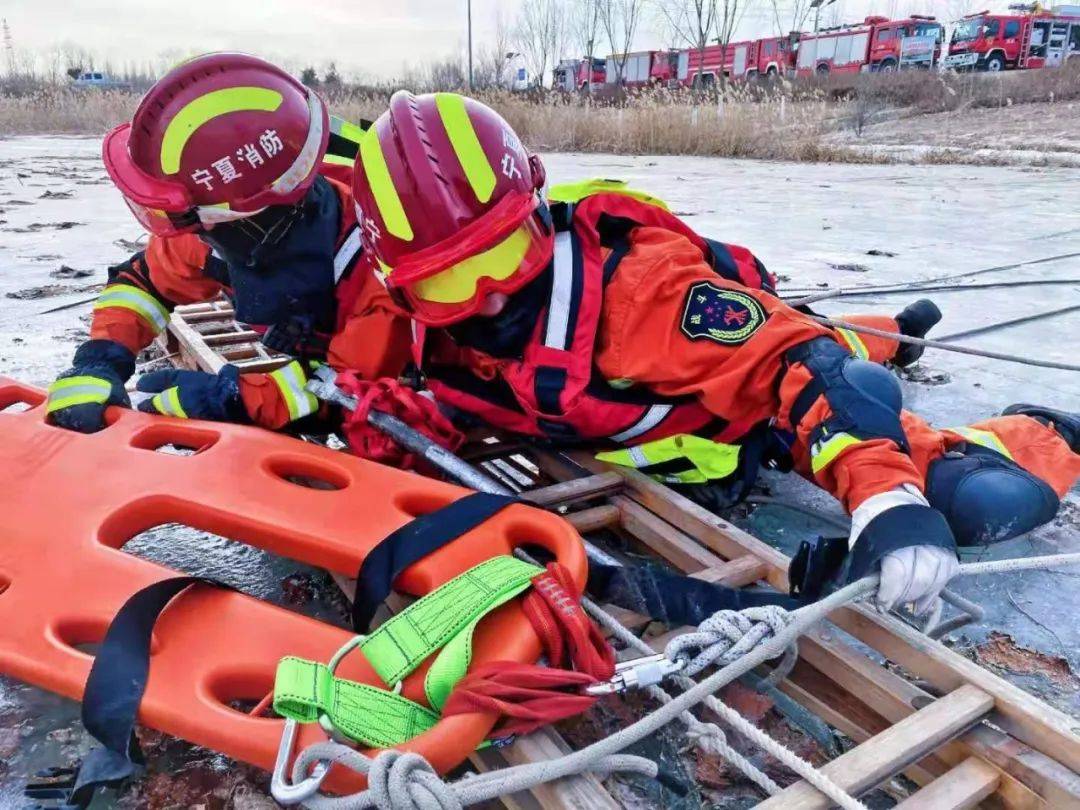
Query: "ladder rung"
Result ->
[[756, 684, 994, 809], [893, 757, 1000, 809]]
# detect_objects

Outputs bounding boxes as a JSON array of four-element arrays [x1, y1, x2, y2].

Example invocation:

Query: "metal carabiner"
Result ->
[[270, 718, 333, 806], [585, 653, 686, 696]]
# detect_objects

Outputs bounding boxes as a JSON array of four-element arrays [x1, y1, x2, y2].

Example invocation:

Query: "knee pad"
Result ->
[[841, 358, 903, 415], [926, 449, 1060, 546], [788, 338, 907, 450]]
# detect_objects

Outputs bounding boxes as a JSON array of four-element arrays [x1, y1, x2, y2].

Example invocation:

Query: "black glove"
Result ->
[[46, 340, 135, 433], [893, 299, 942, 368], [136, 366, 249, 423]]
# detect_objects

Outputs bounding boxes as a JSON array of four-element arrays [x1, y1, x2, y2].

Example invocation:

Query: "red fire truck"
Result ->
[[794, 15, 944, 76], [604, 50, 675, 86], [675, 36, 797, 86], [553, 57, 608, 91], [943, 5, 1080, 71]]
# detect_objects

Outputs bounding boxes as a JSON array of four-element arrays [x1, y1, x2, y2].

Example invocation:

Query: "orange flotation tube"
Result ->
[[0, 377, 586, 786]]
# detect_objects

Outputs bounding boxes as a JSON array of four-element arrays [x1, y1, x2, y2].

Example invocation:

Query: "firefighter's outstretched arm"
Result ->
[[47, 234, 227, 434], [778, 337, 959, 613], [234, 256, 415, 432], [596, 227, 958, 613]]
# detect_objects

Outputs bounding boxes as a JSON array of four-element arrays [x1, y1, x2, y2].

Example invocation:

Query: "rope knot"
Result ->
[[664, 605, 794, 676], [367, 750, 463, 810]]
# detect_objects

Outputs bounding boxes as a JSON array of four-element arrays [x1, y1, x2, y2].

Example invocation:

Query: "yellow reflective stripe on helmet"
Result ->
[[152, 387, 188, 419], [548, 178, 670, 210], [360, 125, 414, 242], [810, 431, 862, 473], [435, 93, 497, 204], [94, 285, 170, 334], [836, 327, 869, 360], [270, 361, 319, 422], [411, 226, 531, 304], [160, 87, 284, 174], [46, 376, 112, 413], [950, 426, 1013, 460]]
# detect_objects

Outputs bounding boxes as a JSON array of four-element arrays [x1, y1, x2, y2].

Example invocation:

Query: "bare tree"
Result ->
[[715, 0, 754, 85], [570, 0, 605, 89], [600, 0, 646, 86], [515, 0, 569, 88], [654, 0, 718, 89], [944, 0, 981, 22], [474, 9, 512, 89], [2, 19, 15, 78], [768, 0, 813, 37]]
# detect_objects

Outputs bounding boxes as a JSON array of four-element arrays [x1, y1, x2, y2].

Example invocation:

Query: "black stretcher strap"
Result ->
[[28, 576, 226, 809], [351, 493, 521, 632], [587, 563, 800, 626], [352, 490, 803, 633]]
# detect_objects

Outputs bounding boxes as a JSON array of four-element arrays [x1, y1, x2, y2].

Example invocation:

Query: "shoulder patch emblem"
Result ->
[[680, 282, 767, 345]]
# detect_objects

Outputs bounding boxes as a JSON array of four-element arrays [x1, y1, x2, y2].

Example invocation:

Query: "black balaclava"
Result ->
[[445, 268, 553, 359], [197, 176, 339, 334]]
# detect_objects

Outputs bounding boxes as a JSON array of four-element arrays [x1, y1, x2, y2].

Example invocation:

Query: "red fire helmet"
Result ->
[[102, 52, 329, 237], [351, 91, 551, 326]]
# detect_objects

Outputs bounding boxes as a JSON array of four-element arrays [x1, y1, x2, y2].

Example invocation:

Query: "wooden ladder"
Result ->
[[159, 307, 1080, 809], [757, 685, 994, 808]]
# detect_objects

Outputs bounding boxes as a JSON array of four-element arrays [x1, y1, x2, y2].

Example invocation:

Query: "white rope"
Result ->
[[665, 605, 795, 677], [288, 551, 1080, 809], [809, 315, 1080, 372]]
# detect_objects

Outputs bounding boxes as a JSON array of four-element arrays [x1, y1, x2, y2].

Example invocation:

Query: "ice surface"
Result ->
[[0, 138, 1077, 799]]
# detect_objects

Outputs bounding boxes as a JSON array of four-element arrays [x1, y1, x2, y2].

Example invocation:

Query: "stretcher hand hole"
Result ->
[[263, 455, 351, 492], [48, 616, 162, 660], [0, 383, 43, 414], [129, 424, 220, 456], [204, 666, 279, 721], [114, 522, 296, 603], [393, 490, 458, 520], [503, 518, 572, 563]]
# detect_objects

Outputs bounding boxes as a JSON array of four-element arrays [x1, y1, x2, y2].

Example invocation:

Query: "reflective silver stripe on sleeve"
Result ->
[[270, 361, 319, 422], [609, 404, 674, 444], [333, 226, 363, 282], [544, 231, 574, 350], [94, 285, 169, 332]]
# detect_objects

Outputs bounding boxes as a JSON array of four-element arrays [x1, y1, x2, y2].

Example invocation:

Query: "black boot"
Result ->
[[1002, 404, 1080, 452], [892, 299, 942, 368]]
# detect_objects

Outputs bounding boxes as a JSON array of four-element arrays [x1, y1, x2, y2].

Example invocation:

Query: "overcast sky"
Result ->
[[3, 0, 995, 80]]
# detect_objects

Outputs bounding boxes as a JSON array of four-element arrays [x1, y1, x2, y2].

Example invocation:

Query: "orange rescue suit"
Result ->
[[594, 226, 1080, 510], [90, 177, 412, 429]]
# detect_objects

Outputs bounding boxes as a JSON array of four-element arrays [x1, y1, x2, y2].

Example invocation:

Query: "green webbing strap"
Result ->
[[273, 555, 542, 746], [274, 657, 440, 748], [361, 555, 541, 709]]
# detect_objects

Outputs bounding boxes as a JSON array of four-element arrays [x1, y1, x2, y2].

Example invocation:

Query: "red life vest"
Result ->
[[415, 191, 775, 447]]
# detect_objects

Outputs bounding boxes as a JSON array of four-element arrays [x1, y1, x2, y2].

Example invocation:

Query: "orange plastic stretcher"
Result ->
[[0, 377, 586, 784]]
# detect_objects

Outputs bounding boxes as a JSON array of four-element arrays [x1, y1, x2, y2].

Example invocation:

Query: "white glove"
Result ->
[[849, 484, 959, 616], [877, 544, 960, 616]]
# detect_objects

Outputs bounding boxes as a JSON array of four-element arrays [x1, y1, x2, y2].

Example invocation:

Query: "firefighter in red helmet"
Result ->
[[351, 91, 1080, 612], [46, 53, 411, 434]]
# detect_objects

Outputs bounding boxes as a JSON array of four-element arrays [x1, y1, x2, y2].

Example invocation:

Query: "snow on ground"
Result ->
[[0, 138, 1078, 801]]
